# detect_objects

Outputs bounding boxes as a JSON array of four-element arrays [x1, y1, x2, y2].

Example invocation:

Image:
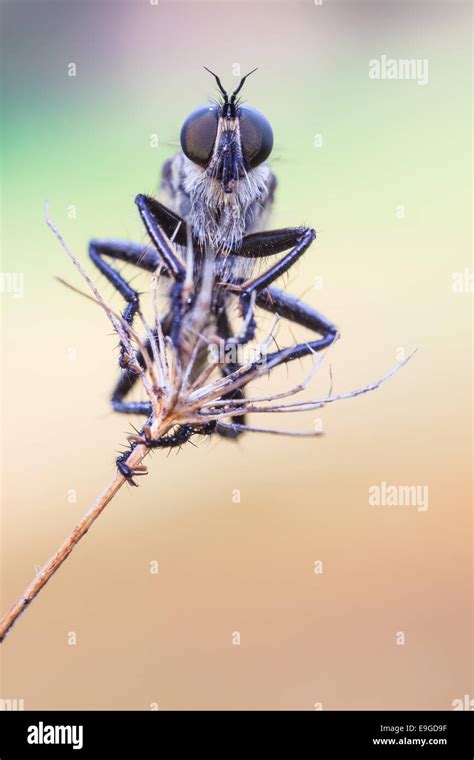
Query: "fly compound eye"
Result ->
[[238, 106, 274, 168], [180, 105, 219, 167]]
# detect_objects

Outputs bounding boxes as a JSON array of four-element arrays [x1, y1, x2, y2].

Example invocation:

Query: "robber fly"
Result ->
[[88, 69, 337, 475]]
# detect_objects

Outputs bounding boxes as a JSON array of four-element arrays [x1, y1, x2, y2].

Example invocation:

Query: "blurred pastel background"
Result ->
[[0, 0, 471, 710]]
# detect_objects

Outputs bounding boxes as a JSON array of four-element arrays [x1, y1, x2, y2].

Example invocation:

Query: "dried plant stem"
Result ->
[[0, 418, 168, 643]]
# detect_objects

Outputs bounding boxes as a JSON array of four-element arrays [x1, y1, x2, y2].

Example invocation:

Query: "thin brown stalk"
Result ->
[[0, 421, 166, 643]]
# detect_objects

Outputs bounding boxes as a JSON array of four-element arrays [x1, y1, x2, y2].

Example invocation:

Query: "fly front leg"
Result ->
[[223, 227, 317, 352], [89, 197, 188, 371], [89, 239, 161, 370], [256, 286, 338, 367], [238, 226, 317, 292]]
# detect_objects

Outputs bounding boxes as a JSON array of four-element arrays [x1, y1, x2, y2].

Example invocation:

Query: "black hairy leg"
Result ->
[[222, 226, 317, 353], [89, 197, 188, 369], [256, 285, 338, 367], [116, 422, 217, 485]]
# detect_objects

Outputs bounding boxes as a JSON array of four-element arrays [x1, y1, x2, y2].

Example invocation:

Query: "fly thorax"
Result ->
[[161, 151, 275, 254]]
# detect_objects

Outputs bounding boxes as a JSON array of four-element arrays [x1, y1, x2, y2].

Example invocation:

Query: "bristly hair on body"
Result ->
[[161, 150, 276, 275]]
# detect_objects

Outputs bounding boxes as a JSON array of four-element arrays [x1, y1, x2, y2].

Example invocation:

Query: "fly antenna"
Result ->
[[204, 66, 228, 101], [230, 67, 258, 102]]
